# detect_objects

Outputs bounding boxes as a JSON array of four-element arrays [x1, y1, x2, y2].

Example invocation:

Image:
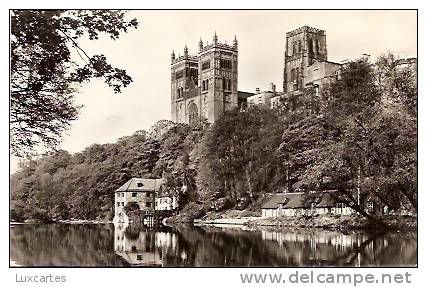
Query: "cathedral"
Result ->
[[171, 33, 239, 124], [171, 26, 344, 124], [282, 26, 341, 94]]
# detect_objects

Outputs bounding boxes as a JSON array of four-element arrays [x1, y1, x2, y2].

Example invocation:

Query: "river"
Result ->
[[10, 223, 417, 267]]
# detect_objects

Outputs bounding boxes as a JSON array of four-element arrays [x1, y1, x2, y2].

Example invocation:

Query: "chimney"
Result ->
[[269, 82, 275, 92], [255, 88, 260, 94]]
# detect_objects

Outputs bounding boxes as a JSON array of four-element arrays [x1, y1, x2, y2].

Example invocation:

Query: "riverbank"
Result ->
[[164, 208, 260, 224], [165, 209, 417, 231], [10, 219, 112, 225], [246, 214, 417, 231]]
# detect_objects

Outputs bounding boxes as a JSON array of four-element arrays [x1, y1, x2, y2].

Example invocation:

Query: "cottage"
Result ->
[[261, 191, 353, 218], [113, 178, 164, 224]]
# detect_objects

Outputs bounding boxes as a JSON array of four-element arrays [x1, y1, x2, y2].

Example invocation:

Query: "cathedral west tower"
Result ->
[[171, 33, 238, 124]]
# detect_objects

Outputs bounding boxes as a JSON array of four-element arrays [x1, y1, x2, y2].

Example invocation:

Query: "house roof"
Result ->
[[115, 178, 164, 192], [261, 191, 340, 209]]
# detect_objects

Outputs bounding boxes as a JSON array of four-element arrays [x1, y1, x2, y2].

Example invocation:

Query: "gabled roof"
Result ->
[[262, 191, 340, 209], [115, 178, 164, 192], [262, 192, 310, 209]]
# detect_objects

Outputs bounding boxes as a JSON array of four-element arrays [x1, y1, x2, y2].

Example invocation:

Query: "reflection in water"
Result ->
[[10, 224, 129, 267], [10, 223, 417, 267], [114, 223, 178, 266]]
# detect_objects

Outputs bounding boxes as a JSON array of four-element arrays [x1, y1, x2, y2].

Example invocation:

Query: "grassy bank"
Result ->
[[164, 206, 417, 232], [245, 214, 417, 231], [163, 205, 261, 224]]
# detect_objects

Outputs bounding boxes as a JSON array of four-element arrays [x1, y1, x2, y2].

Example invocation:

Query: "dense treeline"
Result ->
[[280, 55, 417, 220], [10, 122, 206, 222], [11, 54, 417, 223]]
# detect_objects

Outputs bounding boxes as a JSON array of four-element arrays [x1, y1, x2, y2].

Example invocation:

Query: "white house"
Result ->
[[113, 178, 164, 224], [155, 196, 178, 211]]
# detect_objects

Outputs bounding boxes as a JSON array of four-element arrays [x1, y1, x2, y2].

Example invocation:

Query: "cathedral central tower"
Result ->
[[283, 26, 327, 92]]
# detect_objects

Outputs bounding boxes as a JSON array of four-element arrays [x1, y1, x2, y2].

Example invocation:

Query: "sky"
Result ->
[[10, 10, 417, 173]]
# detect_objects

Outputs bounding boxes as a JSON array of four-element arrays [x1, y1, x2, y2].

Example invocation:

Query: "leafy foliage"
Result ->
[[10, 120, 204, 221], [279, 56, 417, 220], [11, 10, 139, 156], [198, 106, 286, 205]]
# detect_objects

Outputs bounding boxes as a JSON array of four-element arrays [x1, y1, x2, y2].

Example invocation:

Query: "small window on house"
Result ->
[[121, 202, 124, 206], [132, 192, 137, 197], [117, 202, 120, 207], [121, 193, 124, 197], [137, 182, 143, 187], [146, 202, 152, 208]]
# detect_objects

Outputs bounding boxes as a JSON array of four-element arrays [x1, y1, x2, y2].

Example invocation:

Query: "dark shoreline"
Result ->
[[12, 214, 417, 232], [166, 214, 417, 232]]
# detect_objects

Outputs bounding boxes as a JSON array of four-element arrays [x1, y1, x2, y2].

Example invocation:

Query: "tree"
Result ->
[[11, 10, 139, 156], [284, 56, 417, 221], [10, 120, 199, 222], [198, 106, 286, 205]]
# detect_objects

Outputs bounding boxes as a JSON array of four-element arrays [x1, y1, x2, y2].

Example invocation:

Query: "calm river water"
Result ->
[[10, 223, 417, 267]]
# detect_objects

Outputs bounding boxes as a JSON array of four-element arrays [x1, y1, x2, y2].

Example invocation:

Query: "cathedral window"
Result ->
[[188, 102, 199, 125], [175, 70, 184, 79], [220, 59, 232, 69], [308, 39, 313, 54], [202, 60, 211, 70], [290, 68, 295, 82], [298, 40, 302, 53], [228, 79, 232, 91], [202, 80, 209, 91]]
